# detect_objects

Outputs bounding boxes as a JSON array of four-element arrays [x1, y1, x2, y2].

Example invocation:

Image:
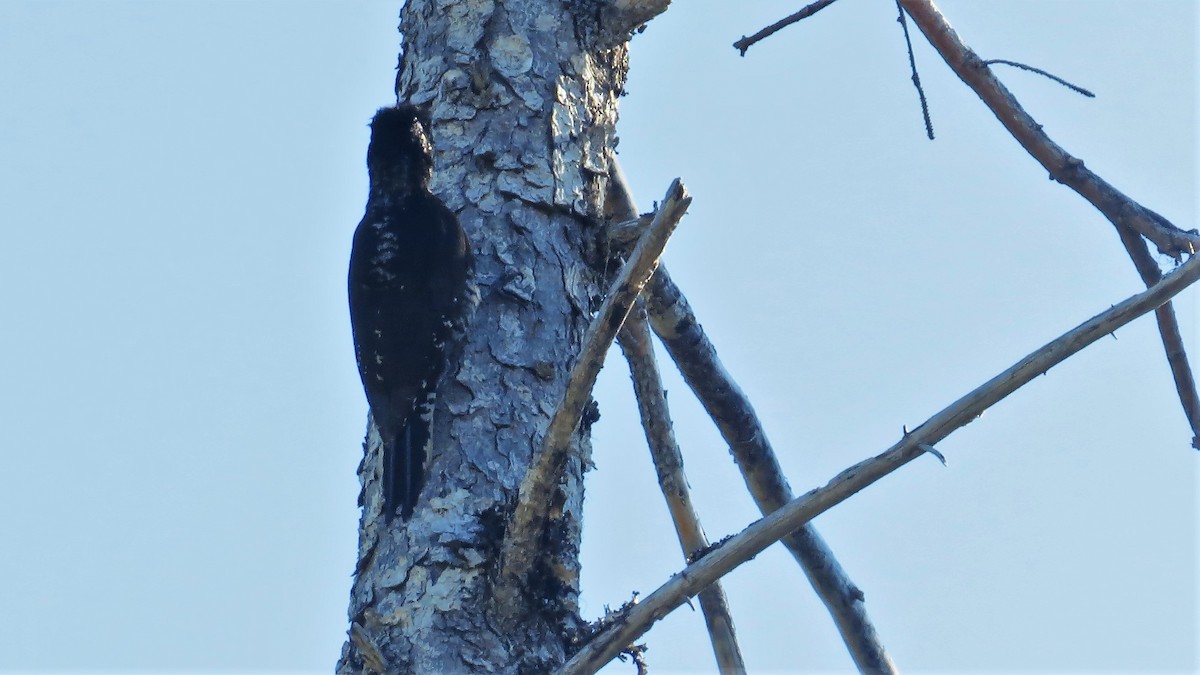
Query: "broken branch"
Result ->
[[605, 160, 896, 673], [495, 179, 691, 609], [733, 0, 841, 56]]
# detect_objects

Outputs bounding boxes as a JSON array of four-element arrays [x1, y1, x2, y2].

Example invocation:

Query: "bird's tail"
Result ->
[[384, 393, 435, 519]]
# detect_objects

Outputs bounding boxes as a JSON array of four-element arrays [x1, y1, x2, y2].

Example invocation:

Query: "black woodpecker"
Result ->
[[348, 105, 470, 520]]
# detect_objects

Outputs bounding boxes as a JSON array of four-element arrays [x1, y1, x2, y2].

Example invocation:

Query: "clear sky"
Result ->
[[0, 1, 1195, 673]]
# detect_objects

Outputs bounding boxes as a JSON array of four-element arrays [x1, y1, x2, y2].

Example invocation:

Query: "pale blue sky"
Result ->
[[0, 1, 1195, 673]]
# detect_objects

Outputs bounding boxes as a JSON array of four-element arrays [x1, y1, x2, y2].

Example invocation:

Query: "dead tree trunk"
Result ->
[[338, 2, 669, 672]]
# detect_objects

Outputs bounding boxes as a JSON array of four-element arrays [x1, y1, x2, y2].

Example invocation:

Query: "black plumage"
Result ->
[[348, 105, 470, 519]]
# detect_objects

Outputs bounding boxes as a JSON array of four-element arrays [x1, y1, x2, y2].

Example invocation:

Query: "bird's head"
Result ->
[[367, 104, 434, 194]]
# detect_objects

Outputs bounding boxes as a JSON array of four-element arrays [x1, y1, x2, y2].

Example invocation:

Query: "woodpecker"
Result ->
[[348, 105, 470, 520]]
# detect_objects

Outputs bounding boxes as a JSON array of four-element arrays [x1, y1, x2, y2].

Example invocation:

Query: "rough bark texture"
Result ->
[[337, 2, 664, 672]]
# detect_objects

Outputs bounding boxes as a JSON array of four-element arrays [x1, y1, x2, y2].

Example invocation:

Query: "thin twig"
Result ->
[[562, 250, 1200, 675], [896, 0, 1199, 259], [983, 59, 1094, 98], [733, 0, 840, 56], [896, 1, 934, 139], [618, 304, 747, 674], [494, 180, 691, 610], [605, 162, 896, 673], [897, 0, 1200, 445]]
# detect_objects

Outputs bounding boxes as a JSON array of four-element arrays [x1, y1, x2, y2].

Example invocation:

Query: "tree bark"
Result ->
[[338, 2, 667, 672]]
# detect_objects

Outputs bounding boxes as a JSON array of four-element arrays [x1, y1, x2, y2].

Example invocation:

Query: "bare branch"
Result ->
[[733, 0, 840, 56], [1114, 226, 1200, 448], [563, 251, 1200, 675], [495, 180, 691, 608], [646, 267, 896, 671], [896, 0, 1200, 447], [618, 304, 746, 673], [896, 0, 1199, 259], [604, 161, 896, 673]]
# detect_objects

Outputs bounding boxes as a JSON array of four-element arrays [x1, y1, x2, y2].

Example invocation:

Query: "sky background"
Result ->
[[0, 1, 1195, 673]]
